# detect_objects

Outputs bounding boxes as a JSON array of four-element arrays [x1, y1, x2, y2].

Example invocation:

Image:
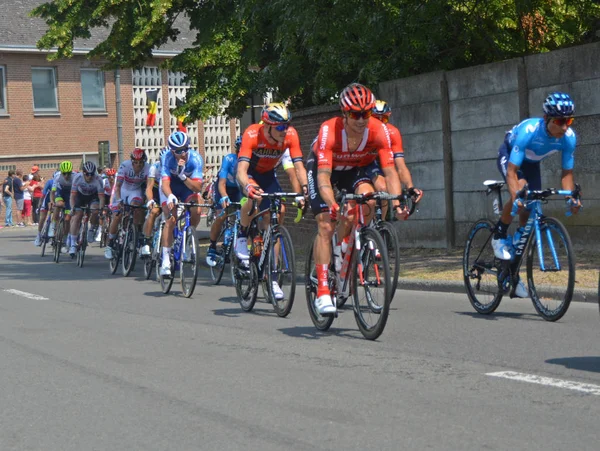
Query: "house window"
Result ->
[[32, 67, 58, 112], [0, 66, 6, 114], [81, 69, 106, 112]]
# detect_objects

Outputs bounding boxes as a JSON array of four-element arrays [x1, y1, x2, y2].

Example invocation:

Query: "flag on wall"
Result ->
[[146, 89, 159, 127], [175, 97, 188, 133]]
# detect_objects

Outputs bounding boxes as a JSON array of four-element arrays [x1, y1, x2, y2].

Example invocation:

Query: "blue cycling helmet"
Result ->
[[167, 131, 190, 151], [543, 92, 574, 117], [159, 148, 169, 160], [234, 136, 242, 152]]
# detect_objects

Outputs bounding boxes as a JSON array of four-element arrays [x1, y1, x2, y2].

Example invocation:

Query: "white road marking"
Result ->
[[3, 289, 49, 301], [486, 371, 600, 395]]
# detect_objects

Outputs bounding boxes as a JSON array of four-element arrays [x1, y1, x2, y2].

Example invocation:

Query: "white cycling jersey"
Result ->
[[71, 172, 104, 196], [116, 160, 150, 190]]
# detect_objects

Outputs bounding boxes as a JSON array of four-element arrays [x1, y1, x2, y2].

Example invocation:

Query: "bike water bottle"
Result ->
[[253, 235, 263, 257]]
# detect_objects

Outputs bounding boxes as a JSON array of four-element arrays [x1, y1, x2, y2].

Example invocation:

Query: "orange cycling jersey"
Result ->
[[238, 123, 303, 174], [386, 123, 405, 159], [315, 117, 394, 171]]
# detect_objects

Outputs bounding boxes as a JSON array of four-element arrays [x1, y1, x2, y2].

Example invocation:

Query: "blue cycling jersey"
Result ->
[[506, 118, 576, 170], [218, 154, 239, 188], [42, 179, 54, 196], [160, 149, 204, 181]]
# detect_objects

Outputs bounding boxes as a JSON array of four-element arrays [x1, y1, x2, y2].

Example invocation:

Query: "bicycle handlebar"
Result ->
[[511, 183, 582, 216]]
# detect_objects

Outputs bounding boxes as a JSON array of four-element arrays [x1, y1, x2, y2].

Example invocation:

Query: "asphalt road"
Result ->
[[1, 229, 600, 451]]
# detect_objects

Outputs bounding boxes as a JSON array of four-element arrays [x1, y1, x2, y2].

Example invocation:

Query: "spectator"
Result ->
[[13, 170, 27, 227], [22, 174, 33, 226], [29, 165, 39, 181], [31, 173, 43, 225], [2, 170, 15, 227]]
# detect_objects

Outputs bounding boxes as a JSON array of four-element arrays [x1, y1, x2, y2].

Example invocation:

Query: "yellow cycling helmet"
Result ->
[[59, 161, 73, 174]]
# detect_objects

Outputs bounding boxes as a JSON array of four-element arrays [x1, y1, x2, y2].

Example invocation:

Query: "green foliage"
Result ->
[[31, 0, 600, 120]]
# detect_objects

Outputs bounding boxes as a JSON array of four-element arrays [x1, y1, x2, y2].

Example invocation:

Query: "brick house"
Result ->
[[0, 0, 239, 223]]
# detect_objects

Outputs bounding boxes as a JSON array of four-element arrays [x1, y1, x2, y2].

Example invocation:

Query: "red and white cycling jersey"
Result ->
[[315, 117, 394, 171], [238, 123, 303, 174], [116, 160, 150, 190], [386, 123, 405, 159]]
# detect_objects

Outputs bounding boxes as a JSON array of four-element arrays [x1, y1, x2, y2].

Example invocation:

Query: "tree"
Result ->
[[32, 0, 600, 120]]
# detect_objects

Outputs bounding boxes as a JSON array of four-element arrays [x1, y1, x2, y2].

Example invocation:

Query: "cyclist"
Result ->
[[206, 136, 243, 267], [491, 92, 580, 296], [48, 161, 74, 253], [97, 167, 116, 242], [369, 100, 423, 217], [306, 83, 405, 314], [104, 148, 150, 259], [34, 171, 58, 246], [158, 131, 204, 276], [140, 149, 167, 257], [235, 103, 308, 290], [68, 161, 105, 255]]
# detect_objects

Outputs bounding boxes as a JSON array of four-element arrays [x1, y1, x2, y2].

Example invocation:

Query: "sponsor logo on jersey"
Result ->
[[319, 125, 329, 151]]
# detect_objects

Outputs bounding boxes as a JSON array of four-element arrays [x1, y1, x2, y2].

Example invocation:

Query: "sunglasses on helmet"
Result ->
[[347, 110, 372, 120], [553, 117, 574, 127]]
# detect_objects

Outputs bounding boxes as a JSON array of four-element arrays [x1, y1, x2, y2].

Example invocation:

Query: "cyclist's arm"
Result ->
[[69, 189, 77, 212], [217, 177, 228, 197], [145, 178, 155, 202], [394, 157, 415, 190], [506, 162, 521, 201], [113, 178, 123, 202], [285, 166, 302, 194], [561, 169, 576, 192], [161, 177, 173, 198], [317, 168, 335, 208], [236, 160, 252, 193]]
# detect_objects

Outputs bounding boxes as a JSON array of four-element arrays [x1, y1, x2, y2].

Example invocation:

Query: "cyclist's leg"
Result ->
[[87, 196, 100, 242], [158, 183, 177, 274]]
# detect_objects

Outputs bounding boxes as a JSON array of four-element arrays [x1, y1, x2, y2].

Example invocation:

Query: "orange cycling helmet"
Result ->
[[339, 83, 376, 112], [105, 168, 117, 176]]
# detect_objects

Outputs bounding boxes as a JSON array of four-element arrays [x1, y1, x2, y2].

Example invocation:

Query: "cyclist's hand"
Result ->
[[566, 197, 582, 216], [294, 195, 305, 210], [167, 193, 178, 209], [511, 198, 524, 216], [219, 195, 230, 208], [246, 184, 263, 199], [329, 202, 340, 222], [146, 199, 156, 210], [177, 164, 187, 181], [410, 187, 423, 203], [394, 204, 410, 221]]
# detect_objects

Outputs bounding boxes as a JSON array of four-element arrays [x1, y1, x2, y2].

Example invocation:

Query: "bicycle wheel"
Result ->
[[352, 227, 391, 340], [109, 230, 122, 275], [53, 220, 64, 263], [526, 217, 575, 322], [378, 221, 401, 303], [40, 218, 50, 257], [305, 233, 335, 331], [209, 228, 226, 285], [265, 226, 296, 317], [77, 221, 88, 268], [181, 226, 199, 298], [463, 219, 503, 314], [237, 259, 258, 312], [121, 220, 138, 277], [158, 251, 175, 294]]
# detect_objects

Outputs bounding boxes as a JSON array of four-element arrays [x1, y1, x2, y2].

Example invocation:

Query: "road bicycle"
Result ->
[[464, 180, 580, 321], [208, 202, 242, 285], [52, 207, 69, 263], [98, 207, 111, 248], [235, 193, 303, 317], [142, 212, 166, 280], [109, 203, 146, 277], [157, 202, 199, 298], [73, 205, 92, 268], [305, 190, 392, 340], [39, 205, 54, 257]]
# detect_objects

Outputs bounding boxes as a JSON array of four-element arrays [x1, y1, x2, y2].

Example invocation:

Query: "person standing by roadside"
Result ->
[[31, 173, 43, 225], [22, 174, 33, 226], [12, 170, 27, 227], [2, 170, 15, 227]]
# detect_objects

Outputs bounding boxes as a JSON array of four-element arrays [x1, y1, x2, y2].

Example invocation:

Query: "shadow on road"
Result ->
[[278, 326, 363, 340], [454, 311, 542, 321], [546, 356, 600, 374]]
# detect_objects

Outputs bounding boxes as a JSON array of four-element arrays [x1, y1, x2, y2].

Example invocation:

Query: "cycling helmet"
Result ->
[[261, 102, 291, 125], [131, 147, 148, 162], [373, 100, 392, 116], [339, 83, 376, 112], [543, 92, 574, 117], [158, 148, 169, 160], [59, 161, 73, 174], [167, 131, 190, 151], [234, 136, 242, 152], [105, 168, 117, 177], [82, 161, 96, 175]]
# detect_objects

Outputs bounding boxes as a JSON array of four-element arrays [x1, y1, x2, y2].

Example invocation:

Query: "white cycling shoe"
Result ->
[[34, 236, 42, 246], [315, 294, 336, 315], [104, 246, 114, 259], [515, 280, 528, 298], [140, 244, 151, 257], [159, 264, 172, 277], [271, 281, 284, 300], [491, 237, 512, 260], [95, 228, 102, 242]]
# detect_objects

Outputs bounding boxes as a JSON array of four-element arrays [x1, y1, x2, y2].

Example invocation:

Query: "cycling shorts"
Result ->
[[159, 177, 201, 206], [73, 192, 100, 211], [54, 187, 72, 212], [497, 139, 541, 190], [247, 169, 282, 211]]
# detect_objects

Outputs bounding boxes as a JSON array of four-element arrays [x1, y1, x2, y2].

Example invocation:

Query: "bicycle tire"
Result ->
[[53, 220, 64, 263], [121, 220, 138, 277], [352, 227, 391, 340], [40, 217, 50, 257], [463, 219, 503, 314], [526, 217, 575, 322], [305, 233, 335, 331], [237, 261, 258, 312], [77, 221, 88, 268], [109, 232, 121, 275], [209, 227, 226, 285], [158, 251, 175, 294], [181, 226, 199, 298], [378, 221, 401, 303], [266, 226, 296, 317]]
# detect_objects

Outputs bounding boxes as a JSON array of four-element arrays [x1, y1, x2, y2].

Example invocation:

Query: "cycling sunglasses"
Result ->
[[83, 171, 95, 177], [273, 124, 289, 132], [373, 114, 389, 123], [553, 117, 574, 127], [172, 147, 189, 155], [347, 110, 372, 120]]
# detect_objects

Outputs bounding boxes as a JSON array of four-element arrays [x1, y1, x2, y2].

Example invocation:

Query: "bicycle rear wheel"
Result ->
[[352, 227, 391, 340], [305, 233, 335, 331], [463, 219, 503, 314], [53, 221, 64, 263], [122, 221, 138, 277], [158, 251, 175, 294], [181, 226, 199, 298], [109, 233, 121, 275], [378, 221, 400, 302], [40, 218, 50, 257], [209, 228, 226, 285], [266, 226, 296, 317], [237, 260, 258, 311], [76, 222, 88, 268], [526, 217, 575, 322]]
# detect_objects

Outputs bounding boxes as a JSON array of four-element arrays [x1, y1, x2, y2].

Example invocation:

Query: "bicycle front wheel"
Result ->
[[526, 217, 575, 322], [40, 219, 50, 257], [53, 221, 64, 263], [158, 251, 175, 294], [305, 233, 335, 331], [265, 226, 296, 317], [378, 221, 401, 302], [352, 227, 391, 340], [181, 226, 199, 298], [463, 219, 503, 314], [122, 221, 138, 277], [209, 228, 226, 285], [77, 223, 88, 268]]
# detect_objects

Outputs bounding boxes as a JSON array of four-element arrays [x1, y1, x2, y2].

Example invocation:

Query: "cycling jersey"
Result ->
[[116, 160, 150, 189], [386, 123, 405, 159], [238, 123, 303, 174], [42, 179, 54, 196], [218, 153, 239, 188], [71, 172, 104, 196], [52, 172, 73, 193], [148, 160, 161, 188], [160, 149, 204, 182], [506, 118, 576, 169], [315, 117, 394, 171], [103, 178, 112, 197]]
